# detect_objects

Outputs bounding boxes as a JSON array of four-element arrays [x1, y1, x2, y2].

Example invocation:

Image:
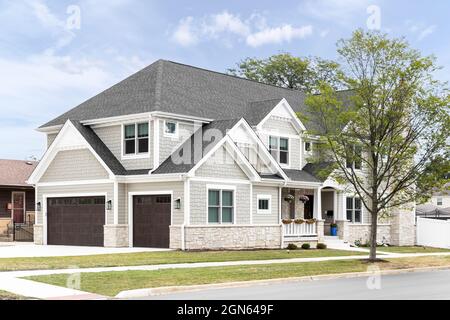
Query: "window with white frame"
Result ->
[[164, 121, 178, 137], [208, 189, 234, 224], [346, 197, 362, 223], [437, 197, 443, 206], [124, 123, 149, 155], [269, 136, 289, 166], [305, 142, 312, 152], [346, 144, 362, 170], [257, 195, 271, 214]]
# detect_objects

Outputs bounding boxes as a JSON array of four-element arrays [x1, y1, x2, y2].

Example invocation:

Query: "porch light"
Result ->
[[107, 200, 113, 211], [175, 198, 181, 210], [36, 202, 41, 212]]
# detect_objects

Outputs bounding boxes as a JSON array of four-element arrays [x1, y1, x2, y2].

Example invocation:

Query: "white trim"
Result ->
[[206, 185, 237, 225], [42, 192, 108, 246], [36, 179, 112, 187], [28, 120, 115, 184], [185, 224, 281, 228], [267, 135, 291, 169], [116, 174, 183, 184], [249, 184, 253, 225], [189, 177, 251, 185], [163, 120, 179, 139], [184, 179, 190, 226], [256, 194, 272, 215], [127, 191, 173, 248], [258, 130, 301, 140], [256, 98, 307, 133], [113, 181, 119, 225], [153, 118, 160, 170], [11, 191, 26, 223]]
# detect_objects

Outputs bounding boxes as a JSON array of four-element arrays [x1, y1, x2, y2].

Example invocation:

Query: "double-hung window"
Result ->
[[305, 142, 312, 152], [208, 189, 234, 224], [346, 144, 362, 170], [164, 121, 178, 138], [437, 197, 443, 206], [346, 197, 362, 223], [269, 136, 289, 166], [124, 123, 149, 155]]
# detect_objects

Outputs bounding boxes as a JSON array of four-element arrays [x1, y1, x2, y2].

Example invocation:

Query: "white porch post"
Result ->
[[333, 190, 338, 221], [314, 188, 322, 220]]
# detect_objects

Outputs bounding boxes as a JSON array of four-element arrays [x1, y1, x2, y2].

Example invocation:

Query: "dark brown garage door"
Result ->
[[47, 196, 105, 247], [133, 195, 171, 248]]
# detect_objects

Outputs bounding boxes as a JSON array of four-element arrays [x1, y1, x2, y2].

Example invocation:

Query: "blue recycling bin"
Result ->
[[330, 226, 338, 236]]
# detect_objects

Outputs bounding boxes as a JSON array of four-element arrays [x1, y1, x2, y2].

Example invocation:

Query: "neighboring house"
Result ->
[[416, 182, 450, 219], [0, 160, 37, 240], [28, 60, 415, 249]]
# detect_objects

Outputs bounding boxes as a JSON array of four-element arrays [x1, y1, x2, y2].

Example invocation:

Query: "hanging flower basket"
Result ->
[[305, 218, 317, 225], [294, 219, 305, 224], [299, 195, 310, 203], [284, 194, 295, 203], [282, 219, 293, 225]]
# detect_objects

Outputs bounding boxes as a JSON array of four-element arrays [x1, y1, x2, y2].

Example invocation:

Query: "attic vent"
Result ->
[[25, 161, 33, 165]]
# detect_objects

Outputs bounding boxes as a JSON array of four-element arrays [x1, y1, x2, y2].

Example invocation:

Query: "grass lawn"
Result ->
[[0, 290, 26, 300], [0, 249, 366, 272], [25, 255, 450, 297], [377, 246, 450, 254]]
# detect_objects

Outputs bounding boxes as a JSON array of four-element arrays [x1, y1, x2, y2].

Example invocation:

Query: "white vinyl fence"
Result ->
[[416, 217, 450, 249]]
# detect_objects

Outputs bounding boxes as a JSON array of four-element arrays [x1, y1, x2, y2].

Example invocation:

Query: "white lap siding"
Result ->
[[252, 185, 280, 225], [36, 183, 114, 225], [126, 182, 185, 225], [40, 149, 109, 182]]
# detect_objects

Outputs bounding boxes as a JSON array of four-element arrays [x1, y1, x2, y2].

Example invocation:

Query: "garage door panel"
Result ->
[[47, 196, 105, 247], [133, 195, 171, 248]]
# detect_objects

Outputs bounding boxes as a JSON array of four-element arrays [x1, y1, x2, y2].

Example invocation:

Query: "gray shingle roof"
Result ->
[[153, 119, 241, 175], [283, 169, 322, 183], [41, 60, 310, 129], [302, 162, 335, 182]]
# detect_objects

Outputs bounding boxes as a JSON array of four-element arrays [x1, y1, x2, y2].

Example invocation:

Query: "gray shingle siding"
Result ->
[[196, 146, 248, 180], [94, 124, 153, 171], [252, 185, 280, 225], [189, 181, 251, 225], [40, 149, 109, 182], [262, 117, 298, 135], [158, 120, 196, 165]]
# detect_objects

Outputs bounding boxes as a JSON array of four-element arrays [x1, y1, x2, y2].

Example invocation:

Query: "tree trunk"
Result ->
[[369, 208, 378, 261]]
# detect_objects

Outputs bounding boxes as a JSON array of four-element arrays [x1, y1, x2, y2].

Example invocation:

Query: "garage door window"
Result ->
[[208, 190, 234, 224]]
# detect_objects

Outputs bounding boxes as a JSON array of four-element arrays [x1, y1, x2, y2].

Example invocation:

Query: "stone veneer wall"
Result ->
[[183, 226, 282, 250], [347, 224, 391, 245], [34, 225, 43, 245], [390, 208, 416, 246], [170, 226, 183, 249], [104, 225, 129, 248]]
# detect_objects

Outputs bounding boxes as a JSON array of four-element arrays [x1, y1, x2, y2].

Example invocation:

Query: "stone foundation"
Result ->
[[184, 225, 282, 250], [170, 225, 183, 249], [284, 239, 319, 248], [390, 208, 416, 246], [336, 220, 349, 242], [316, 220, 325, 243], [347, 224, 391, 246], [34, 224, 44, 245], [104, 225, 129, 247]]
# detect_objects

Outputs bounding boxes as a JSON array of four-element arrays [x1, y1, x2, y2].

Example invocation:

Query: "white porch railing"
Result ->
[[283, 221, 317, 237]]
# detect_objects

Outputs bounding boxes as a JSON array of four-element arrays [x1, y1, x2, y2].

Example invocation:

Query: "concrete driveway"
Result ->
[[0, 243, 171, 258]]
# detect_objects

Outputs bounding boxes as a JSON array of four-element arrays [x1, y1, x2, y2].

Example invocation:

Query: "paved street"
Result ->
[[142, 269, 450, 300]]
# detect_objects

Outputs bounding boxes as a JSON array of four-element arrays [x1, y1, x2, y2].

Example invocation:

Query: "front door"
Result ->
[[304, 195, 314, 220], [12, 192, 25, 224]]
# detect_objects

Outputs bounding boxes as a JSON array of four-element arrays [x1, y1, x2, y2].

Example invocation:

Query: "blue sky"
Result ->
[[1, 0, 449, 160]]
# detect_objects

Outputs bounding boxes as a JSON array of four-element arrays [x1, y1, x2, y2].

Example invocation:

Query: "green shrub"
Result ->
[[286, 243, 298, 250], [316, 243, 327, 250], [301, 243, 311, 250]]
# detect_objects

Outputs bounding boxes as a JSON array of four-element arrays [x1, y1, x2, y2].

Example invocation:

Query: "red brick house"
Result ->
[[0, 159, 37, 240]]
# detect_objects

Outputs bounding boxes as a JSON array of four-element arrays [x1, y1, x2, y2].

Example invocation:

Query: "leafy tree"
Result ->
[[228, 53, 343, 93], [306, 30, 450, 261]]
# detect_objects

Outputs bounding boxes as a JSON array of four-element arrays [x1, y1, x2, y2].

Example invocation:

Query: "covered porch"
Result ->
[[281, 184, 346, 243]]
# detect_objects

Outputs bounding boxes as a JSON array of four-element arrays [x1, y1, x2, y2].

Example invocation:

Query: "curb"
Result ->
[[115, 265, 450, 299]]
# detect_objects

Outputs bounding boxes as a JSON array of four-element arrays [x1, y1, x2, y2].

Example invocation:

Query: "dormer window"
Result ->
[[164, 121, 178, 138], [124, 123, 149, 155], [346, 144, 362, 170], [269, 136, 289, 166]]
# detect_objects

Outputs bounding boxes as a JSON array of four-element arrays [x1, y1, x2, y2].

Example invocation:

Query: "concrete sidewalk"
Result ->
[[2, 251, 450, 300]]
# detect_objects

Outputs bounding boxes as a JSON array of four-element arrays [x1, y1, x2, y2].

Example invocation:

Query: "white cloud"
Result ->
[[246, 25, 313, 47], [299, 0, 370, 22], [418, 25, 437, 41], [172, 16, 198, 47], [171, 11, 313, 48]]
